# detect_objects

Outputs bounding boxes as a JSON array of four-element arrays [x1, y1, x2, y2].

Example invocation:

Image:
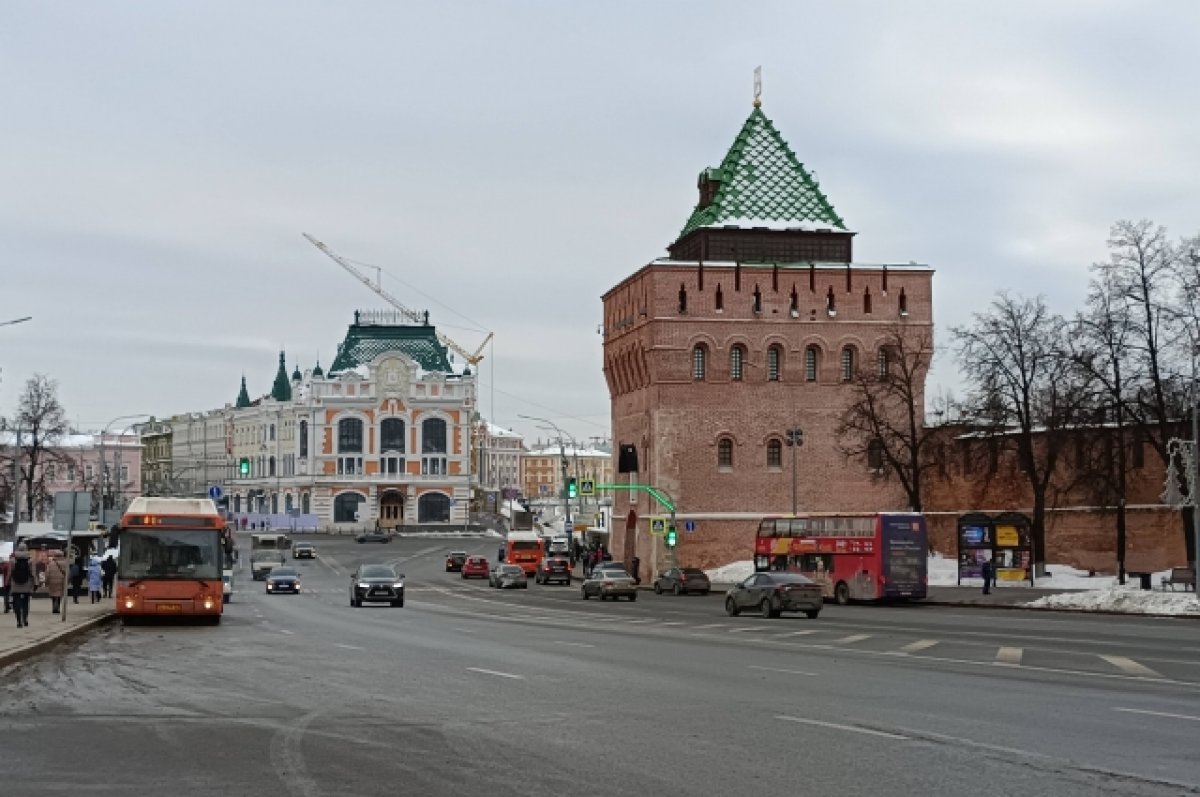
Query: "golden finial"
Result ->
[[753, 66, 762, 108]]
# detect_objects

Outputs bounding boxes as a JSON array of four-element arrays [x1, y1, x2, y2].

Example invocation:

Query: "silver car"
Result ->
[[489, 563, 528, 589], [581, 568, 637, 601]]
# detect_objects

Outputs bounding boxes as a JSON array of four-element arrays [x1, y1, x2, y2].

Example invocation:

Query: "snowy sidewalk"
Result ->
[[0, 597, 116, 670]]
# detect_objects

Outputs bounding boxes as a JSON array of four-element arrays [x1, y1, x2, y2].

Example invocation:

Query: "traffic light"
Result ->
[[238, 457, 250, 477], [665, 525, 678, 548], [566, 477, 578, 499]]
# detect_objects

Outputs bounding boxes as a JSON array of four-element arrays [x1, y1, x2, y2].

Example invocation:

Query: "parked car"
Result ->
[[724, 572, 823, 619], [350, 564, 405, 607], [653, 567, 711, 596], [590, 560, 626, 575], [461, 556, 489, 579], [265, 566, 301, 594], [580, 568, 637, 601], [535, 556, 572, 585], [489, 563, 528, 589], [292, 542, 316, 560], [356, 532, 390, 544], [445, 551, 468, 572]]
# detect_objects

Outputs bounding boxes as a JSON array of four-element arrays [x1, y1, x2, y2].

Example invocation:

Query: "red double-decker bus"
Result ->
[[754, 513, 927, 604]]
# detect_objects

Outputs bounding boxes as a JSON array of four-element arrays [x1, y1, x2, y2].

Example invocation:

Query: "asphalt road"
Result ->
[[1, 533, 1198, 796]]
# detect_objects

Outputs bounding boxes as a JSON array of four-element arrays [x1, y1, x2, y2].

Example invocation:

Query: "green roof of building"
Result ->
[[270, 351, 292, 402], [235, 375, 251, 409], [678, 106, 847, 238], [329, 315, 453, 374]]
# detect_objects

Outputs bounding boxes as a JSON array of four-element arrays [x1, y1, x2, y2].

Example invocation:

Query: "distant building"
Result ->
[[473, 420, 524, 506], [521, 442, 614, 502], [602, 95, 933, 573], [0, 431, 141, 522]]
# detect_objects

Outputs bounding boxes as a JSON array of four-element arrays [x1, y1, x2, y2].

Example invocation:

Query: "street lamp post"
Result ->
[[518, 414, 573, 539], [785, 428, 804, 516]]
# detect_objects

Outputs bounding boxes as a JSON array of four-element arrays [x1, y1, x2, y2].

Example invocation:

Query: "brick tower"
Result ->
[[602, 94, 934, 577]]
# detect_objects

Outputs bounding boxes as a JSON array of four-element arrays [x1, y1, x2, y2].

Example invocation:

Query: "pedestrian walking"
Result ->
[[0, 555, 10, 614], [981, 558, 994, 595], [69, 557, 84, 604], [9, 544, 36, 627], [45, 551, 67, 614], [101, 554, 117, 598], [631, 555, 641, 585], [88, 557, 103, 604]]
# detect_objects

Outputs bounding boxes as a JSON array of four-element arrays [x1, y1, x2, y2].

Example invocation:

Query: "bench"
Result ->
[[1161, 567, 1197, 592]]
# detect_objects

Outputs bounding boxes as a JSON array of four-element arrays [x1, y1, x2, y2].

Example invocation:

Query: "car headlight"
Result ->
[[357, 582, 369, 588], [392, 582, 404, 589]]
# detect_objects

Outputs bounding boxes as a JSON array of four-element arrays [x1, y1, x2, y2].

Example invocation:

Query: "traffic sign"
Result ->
[[684, 519, 697, 533], [208, 485, 223, 500], [580, 479, 595, 496], [649, 516, 667, 536]]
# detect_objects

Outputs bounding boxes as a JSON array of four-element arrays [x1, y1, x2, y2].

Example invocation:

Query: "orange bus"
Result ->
[[504, 531, 545, 576], [115, 497, 228, 624]]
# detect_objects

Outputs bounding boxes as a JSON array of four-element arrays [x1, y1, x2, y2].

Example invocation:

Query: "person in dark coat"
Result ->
[[101, 554, 117, 598], [69, 556, 85, 604], [9, 544, 36, 627], [981, 558, 994, 595]]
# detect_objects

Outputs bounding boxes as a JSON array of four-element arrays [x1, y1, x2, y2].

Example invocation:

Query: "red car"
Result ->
[[461, 556, 489, 579]]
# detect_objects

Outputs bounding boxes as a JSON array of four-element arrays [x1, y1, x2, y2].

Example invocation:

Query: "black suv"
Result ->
[[445, 551, 468, 572], [535, 556, 572, 585], [350, 564, 405, 608]]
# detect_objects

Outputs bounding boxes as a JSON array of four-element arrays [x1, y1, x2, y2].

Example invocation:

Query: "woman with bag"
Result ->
[[45, 550, 67, 614], [9, 544, 36, 627]]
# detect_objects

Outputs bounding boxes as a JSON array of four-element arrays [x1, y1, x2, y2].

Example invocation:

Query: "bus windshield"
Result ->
[[120, 530, 222, 580]]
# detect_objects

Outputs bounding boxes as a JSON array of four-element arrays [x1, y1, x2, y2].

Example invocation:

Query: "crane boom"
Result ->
[[302, 233, 491, 367]]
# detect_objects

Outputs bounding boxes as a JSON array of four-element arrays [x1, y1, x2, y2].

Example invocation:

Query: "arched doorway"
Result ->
[[417, 492, 450, 523], [379, 490, 405, 531], [334, 492, 365, 523]]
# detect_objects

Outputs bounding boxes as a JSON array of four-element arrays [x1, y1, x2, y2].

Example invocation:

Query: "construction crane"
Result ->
[[303, 233, 493, 368]]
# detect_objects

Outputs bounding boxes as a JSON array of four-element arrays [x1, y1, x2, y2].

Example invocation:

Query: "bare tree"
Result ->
[[836, 326, 938, 512], [2, 374, 70, 522], [952, 293, 1091, 575]]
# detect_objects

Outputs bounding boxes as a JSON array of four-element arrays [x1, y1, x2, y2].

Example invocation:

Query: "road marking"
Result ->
[[777, 629, 820, 638], [833, 634, 870, 645], [659, 621, 686, 626], [1114, 707, 1200, 723], [729, 626, 771, 633], [335, 643, 364, 651], [624, 619, 656, 624], [451, 627, 476, 634], [694, 623, 725, 629], [466, 667, 524, 680], [553, 641, 595, 649], [748, 665, 818, 677], [1101, 655, 1162, 678], [776, 715, 908, 740], [995, 646, 1022, 665], [269, 710, 321, 797], [279, 629, 295, 635], [899, 639, 940, 653]]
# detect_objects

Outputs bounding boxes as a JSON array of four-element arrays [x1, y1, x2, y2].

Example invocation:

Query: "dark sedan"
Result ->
[[265, 566, 301, 594], [725, 572, 823, 619], [350, 564, 405, 607], [653, 567, 711, 596], [356, 532, 391, 544], [534, 556, 572, 585]]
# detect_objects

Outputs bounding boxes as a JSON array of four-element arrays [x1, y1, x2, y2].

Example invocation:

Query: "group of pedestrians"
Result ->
[[1, 544, 118, 627]]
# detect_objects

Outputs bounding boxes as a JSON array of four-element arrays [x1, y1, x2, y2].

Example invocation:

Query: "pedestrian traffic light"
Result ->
[[567, 477, 578, 499], [238, 457, 250, 477], [665, 526, 678, 548]]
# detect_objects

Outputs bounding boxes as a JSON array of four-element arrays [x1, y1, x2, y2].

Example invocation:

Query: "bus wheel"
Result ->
[[835, 582, 850, 605], [725, 598, 740, 617]]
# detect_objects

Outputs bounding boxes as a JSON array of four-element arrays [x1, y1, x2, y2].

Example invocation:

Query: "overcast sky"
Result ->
[[2, 1, 1198, 444]]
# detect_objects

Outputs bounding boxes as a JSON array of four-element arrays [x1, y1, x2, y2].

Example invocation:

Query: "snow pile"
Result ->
[[706, 560, 754, 584], [927, 553, 959, 586], [1025, 586, 1200, 616]]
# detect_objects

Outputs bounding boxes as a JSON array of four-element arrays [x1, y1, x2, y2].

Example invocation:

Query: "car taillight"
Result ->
[[679, 574, 687, 581]]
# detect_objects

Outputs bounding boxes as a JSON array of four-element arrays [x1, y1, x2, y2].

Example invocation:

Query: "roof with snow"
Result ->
[[677, 106, 847, 238], [329, 312, 453, 374]]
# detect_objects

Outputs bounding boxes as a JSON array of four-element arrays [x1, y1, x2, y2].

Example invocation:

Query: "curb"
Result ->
[[0, 611, 118, 670], [918, 599, 1200, 619]]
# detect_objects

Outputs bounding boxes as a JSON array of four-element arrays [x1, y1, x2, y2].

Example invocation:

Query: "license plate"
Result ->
[[157, 603, 182, 613]]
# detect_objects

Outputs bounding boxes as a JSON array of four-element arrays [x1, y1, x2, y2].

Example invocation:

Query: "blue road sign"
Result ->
[[208, 485, 223, 500], [683, 519, 697, 533]]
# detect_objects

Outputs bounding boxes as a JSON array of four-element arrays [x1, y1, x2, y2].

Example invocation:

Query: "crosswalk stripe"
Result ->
[[730, 627, 771, 633], [1100, 655, 1162, 678], [777, 630, 820, 638], [995, 646, 1023, 665], [694, 623, 725, 629], [833, 634, 870, 645], [899, 639, 939, 653]]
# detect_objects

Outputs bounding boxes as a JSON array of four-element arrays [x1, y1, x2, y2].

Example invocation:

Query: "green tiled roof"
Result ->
[[678, 107, 846, 238], [235, 375, 251, 409], [329, 319, 452, 374], [270, 351, 292, 402]]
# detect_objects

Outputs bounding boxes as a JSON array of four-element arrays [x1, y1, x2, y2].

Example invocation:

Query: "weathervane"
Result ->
[[753, 66, 762, 108]]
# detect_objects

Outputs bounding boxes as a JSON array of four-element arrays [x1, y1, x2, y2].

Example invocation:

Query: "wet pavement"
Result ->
[[0, 595, 115, 667]]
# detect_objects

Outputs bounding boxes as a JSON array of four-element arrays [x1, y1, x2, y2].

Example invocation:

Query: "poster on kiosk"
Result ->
[[992, 511, 1033, 584], [956, 513, 994, 585]]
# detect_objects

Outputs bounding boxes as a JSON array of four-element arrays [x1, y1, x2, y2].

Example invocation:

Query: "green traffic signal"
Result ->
[[665, 527, 678, 547], [567, 477, 578, 499], [239, 457, 250, 476]]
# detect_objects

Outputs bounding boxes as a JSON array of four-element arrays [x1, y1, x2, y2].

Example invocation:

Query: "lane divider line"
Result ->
[[553, 641, 595, 649], [748, 665, 818, 677], [995, 646, 1023, 666], [467, 667, 524, 680], [1114, 707, 1200, 723], [776, 714, 908, 740], [833, 634, 871, 645], [899, 639, 940, 654], [1101, 655, 1163, 678]]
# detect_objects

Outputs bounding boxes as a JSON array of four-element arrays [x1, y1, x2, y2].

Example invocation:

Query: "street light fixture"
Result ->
[[784, 427, 804, 516]]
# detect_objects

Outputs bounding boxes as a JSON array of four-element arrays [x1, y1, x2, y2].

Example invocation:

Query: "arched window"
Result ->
[[334, 492, 364, 523], [421, 418, 447, 454], [767, 439, 782, 469], [381, 418, 406, 452], [899, 288, 908, 316], [717, 438, 733, 469], [730, 345, 745, 382], [338, 418, 363, 453], [841, 348, 856, 382], [298, 420, 308, 458], [692, 344, 707, 380], [804, 346, 819, 382], [867, 438, 885, 471], [767, 345, 781, 381], [417, 492, 451, 523], [877, 348, 890, 378]]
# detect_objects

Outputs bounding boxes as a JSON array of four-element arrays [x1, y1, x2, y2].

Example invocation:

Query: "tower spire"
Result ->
[[753, 65, 762, 108]]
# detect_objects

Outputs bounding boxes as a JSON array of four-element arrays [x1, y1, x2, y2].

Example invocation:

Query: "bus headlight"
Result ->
[[203, 597, 215, 610], [123, 598, 136, 609]]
